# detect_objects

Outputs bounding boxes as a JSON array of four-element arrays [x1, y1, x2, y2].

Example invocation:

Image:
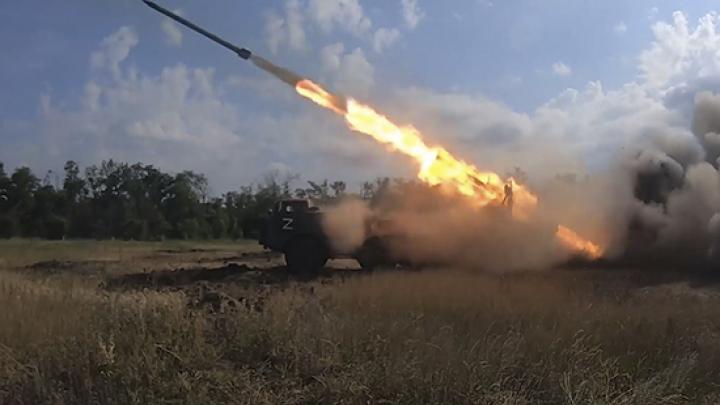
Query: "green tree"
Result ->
[[163, 171, 208, 239], [32, 183, 67, 239], [330, 180, 347, 198], [63, 161, 85, 203], [9, 167, 40, 237], [361, 181, 374, 200], [206, 197, 229, 239], [224, 188, 254, 239], [0, 162, 12, 238], [0, 159, 375, 242], [84, 160, 130, 238], [63, 161, 94, 238], [305, 180, 330, 201]]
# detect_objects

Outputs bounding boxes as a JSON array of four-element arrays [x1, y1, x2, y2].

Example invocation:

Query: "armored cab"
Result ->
[[260, 199, 401, 275]]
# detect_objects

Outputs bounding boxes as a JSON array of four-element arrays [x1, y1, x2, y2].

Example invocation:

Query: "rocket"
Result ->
[[142, 0, 252, 60], [143, 0, 307, 87]]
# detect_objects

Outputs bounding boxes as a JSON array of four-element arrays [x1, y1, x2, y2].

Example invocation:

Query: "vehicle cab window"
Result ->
[[279, 200, 310, 214]]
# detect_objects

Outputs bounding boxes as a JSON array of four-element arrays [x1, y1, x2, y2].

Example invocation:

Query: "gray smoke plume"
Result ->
[[692, 92, 720, 165], [250, 55, 303, 87], [619, 91, 720, 264]]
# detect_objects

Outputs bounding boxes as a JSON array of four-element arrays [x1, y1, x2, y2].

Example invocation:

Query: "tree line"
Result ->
[[0, 160, 398, 240]]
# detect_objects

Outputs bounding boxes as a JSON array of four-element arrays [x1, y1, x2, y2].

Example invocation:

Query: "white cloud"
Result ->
[[386, 79, 683, 192], [552, 62, 572, 77], [42, 29, 259, 188], [263, 0, 306, 54], [614, 21, 627, 34], [160, 10, 183, 47], [401, 0, 424, 30], [89, 26, 138, 80], [321, 43, 375, 95], [338, 48, 375, 94], [22, 11, 720, 198], [308, 0, 372, 35], [639, 11, 720, 93], [162, 21, 183, 47], [373, 27, 400, 53], [320, 42, 345, 71], [265, 12, 285, 54], [285, 0, 307, 51], [383, 10, 720, 184], [84, 82, 102, 111], [394, 87, 532, 144], [27, 27, 397, 191], [264, 0, 411, 55]]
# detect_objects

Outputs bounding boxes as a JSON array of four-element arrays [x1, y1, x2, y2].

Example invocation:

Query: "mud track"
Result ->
[[103, 263, 364, 291]]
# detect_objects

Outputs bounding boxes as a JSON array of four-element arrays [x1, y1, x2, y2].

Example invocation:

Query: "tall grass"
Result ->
[[1, 268, 720, 404]]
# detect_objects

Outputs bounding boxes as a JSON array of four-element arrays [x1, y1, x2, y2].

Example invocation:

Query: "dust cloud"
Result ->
[[320, 198, 370, 254]]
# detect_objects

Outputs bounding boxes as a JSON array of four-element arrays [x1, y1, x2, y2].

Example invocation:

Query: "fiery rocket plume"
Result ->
[[296, 79, 602, 259]]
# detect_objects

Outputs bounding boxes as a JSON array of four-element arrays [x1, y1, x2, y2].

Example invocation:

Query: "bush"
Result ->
[[122, 219, 148, 240], [44, 215, 67, 240], [0, 216, 15, 238], [177, 218, 200, 239]]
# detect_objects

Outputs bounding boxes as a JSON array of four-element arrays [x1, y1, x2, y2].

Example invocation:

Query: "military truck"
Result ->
[[259, 199, 401, 275]]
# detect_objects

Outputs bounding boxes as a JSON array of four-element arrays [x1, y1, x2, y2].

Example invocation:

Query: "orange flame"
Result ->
[[555, 225, 603, 259], [296, 80, 346, 115], [295, 79, 602, 259]]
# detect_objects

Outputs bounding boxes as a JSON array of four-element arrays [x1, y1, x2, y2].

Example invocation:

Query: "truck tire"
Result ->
[[285, 237, 328, 276]]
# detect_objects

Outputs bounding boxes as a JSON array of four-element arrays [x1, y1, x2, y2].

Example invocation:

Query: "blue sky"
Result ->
[[1, 0, 719, 192]]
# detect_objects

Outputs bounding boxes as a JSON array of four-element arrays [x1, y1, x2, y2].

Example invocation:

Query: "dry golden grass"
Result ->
[[1, 241, 720, 404]]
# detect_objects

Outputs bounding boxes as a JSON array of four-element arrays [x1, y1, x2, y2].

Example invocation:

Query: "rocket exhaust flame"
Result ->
[[556, 225, 603, 260], [294, 79, 603, 260], [142, 0, 603, 260], [296, 80, 347, 115], [297, 80, 540, 216]]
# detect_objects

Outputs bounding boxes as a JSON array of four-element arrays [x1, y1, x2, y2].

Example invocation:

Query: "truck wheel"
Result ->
[[285, 237, 328, 276], [356, 237, 389, 271]]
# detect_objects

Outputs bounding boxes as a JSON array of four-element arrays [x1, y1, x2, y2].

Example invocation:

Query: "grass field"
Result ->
[[1, 240, 720, 404]]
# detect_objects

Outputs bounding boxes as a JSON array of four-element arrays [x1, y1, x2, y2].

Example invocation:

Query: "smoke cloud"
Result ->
[[317, 89, 720, 271], [693, 92, 720, 165], [250, 55, 304, 87], [613, 92, 720, 262]]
